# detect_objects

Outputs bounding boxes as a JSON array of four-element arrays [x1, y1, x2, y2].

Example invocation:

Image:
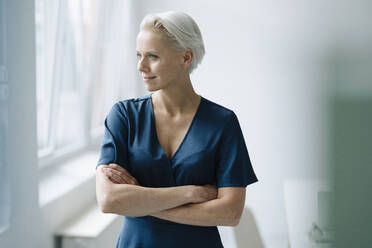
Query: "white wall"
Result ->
[[136, 1, 335, 247]]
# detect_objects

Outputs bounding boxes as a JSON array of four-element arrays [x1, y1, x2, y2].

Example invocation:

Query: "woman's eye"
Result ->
[[148, 54, 158, 59], [136, 53, 158, 60]]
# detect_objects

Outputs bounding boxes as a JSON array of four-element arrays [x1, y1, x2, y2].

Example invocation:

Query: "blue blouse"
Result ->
[[97, 93, 258, 248]]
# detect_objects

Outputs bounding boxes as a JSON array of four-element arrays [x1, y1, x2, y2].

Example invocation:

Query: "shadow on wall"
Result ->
[[234, 207, 265, 248]]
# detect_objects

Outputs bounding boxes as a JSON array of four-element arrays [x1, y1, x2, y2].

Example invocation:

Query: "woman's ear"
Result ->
[[183, 48, 193, 67]]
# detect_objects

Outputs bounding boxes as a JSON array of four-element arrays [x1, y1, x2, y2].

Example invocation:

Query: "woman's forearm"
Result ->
[[106, 184, 197, 217], [150, 198, 240, 227], [96, 169, 196, 216]]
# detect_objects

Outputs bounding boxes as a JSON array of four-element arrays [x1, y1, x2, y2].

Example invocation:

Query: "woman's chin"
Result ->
[[145, 82, 163, 91], [145, 84, 159, 92]]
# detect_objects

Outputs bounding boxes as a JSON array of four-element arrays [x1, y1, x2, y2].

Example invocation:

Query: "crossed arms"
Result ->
[[96, 163, 246, 226]]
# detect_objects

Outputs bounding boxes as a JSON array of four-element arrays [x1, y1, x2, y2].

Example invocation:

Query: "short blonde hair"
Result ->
[[140, 11, 205, 74]]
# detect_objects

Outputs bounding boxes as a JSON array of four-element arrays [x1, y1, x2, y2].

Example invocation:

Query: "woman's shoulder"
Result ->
[[114, 94, 151, 112], [104, 95, 151, 123], [201, 96, 236, 121], [118, 94, 151, 104]]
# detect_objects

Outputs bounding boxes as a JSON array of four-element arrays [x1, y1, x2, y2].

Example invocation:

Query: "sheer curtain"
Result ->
[[35, 0, 137, 167]]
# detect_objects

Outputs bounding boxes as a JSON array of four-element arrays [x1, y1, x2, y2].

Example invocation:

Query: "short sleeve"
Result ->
[[216, 112, 258, 188], [96, 102, 129, 170]]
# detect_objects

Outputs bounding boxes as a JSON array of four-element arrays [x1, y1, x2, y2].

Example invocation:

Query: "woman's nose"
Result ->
[[137, 59, 149, 72]]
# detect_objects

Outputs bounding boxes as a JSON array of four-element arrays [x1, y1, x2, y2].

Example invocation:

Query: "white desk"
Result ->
[[283, 180, 334, 248]]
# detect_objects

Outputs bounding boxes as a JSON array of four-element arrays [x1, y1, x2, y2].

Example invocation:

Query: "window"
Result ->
[[35, 0, 136, 168]]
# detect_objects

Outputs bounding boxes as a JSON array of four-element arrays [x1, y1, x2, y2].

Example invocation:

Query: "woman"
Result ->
[[96, 11, 258, 248]]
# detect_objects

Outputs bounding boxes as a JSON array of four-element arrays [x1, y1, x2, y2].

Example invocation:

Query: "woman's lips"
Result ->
[[143, 76, 156, 82]]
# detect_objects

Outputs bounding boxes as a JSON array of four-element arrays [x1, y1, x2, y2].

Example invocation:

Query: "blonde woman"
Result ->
[[96, 11, 258, 248]]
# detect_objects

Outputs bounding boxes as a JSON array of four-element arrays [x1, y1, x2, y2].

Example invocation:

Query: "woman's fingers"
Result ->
[[99, 164, 140, 185], [109, 168, 132, 184], [107, 174, 122, 184], [108, 164, 140, 185], [104, 169, 125, 184], [108, 163, 130, 175], [98, 165, 115, 184], [194, 184, 218, 203], [103, 168, 129, 184], [103, 167, 139, 185]]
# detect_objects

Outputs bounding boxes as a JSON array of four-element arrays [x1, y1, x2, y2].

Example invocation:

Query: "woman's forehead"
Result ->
[[136, 29, 169, 52]]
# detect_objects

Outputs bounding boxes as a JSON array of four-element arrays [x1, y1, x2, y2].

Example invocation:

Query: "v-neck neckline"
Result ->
[[149, 93, 204, 162]]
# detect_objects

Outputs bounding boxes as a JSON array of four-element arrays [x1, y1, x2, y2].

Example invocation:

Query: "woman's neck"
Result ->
[[151, 80, 200, 117]]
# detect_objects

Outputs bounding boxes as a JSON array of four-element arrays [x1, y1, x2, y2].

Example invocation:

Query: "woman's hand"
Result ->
[[192, 185, 218, 203], [102, 163, 140, 185]]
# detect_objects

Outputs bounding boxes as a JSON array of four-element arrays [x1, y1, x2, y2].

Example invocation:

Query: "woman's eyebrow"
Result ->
[[136, 50, 159, 54]]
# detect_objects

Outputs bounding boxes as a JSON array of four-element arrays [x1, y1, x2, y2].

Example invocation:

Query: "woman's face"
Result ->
[[136, 29, 185, 91]]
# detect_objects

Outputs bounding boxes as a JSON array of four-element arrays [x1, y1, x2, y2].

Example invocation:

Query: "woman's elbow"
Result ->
[[229, 214, 241, 226], [96, 167, 118, 213], [225, 207, 243, 226], [96, 184, 132, 215], [100, 200, 112, 214], [97, 190, 114, 213], [96, 180, 116, 213], [223, 213, 240, 226]]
